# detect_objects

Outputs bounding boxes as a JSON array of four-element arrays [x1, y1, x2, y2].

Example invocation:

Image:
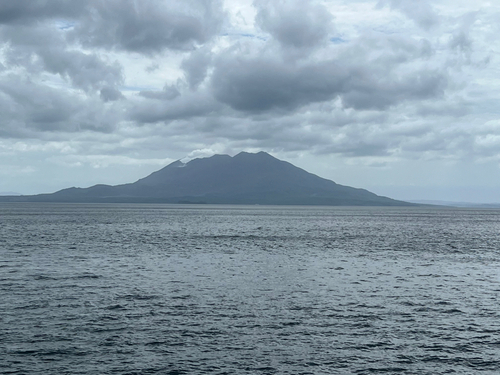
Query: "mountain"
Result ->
[[0, 151, 413, 206]]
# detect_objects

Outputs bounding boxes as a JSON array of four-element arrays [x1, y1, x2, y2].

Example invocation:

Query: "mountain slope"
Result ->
[[1, 151, 413, 206]]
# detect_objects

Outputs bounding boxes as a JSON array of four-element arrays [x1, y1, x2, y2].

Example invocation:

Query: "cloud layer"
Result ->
[[1, 0, 500, 201]]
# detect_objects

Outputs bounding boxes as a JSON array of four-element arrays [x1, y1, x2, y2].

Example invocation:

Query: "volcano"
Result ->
[[1, 151, 413, 206]]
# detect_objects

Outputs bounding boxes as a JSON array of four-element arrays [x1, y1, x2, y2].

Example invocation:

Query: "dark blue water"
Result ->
[[1, 204, 500, 374]]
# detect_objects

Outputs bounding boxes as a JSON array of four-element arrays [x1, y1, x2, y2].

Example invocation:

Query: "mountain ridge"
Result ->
[[0, 152, 414, 206]]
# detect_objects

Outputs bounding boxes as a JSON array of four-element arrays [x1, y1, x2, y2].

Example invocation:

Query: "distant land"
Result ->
[[0, 151, 415, 206], [408, 200, 500, 208]]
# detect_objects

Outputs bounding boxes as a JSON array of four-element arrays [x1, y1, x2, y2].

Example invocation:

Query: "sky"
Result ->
[[0, 0, 499, 203]]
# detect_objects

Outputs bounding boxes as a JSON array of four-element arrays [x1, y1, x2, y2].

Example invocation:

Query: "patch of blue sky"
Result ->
[[55, 19, 75, 30], [371, 24, 404, 35], [221, 32, 267, 41], [122, 86, 157, 92], [330, 37, 347, 44]]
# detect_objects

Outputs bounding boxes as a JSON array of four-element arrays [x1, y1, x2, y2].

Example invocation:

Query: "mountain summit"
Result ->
[[2, 152, 412, 205]]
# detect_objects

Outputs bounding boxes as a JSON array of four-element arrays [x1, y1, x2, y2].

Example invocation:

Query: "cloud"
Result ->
[[0, 22, 123, 98], [210, 32, 447, 112], [138, 84, 180, 100], [130, 89, 219, 124], [72, 0, 225, 54], [0, 75, 123, 136], [181, 45, 213, 89], [211, 56, 346, 111], [0, 1, 86, 25], [100, 86, 124, 102], [377, 0, 439, 30], [255, 0, 334, 50], [0, 76, 77, 131], [341, 67, 447, 110], [38, 48, 124, 92], [0, 0, 225, 52]]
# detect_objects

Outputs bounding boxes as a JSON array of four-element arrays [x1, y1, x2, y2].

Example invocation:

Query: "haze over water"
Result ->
[[1, 204, 500, 374]]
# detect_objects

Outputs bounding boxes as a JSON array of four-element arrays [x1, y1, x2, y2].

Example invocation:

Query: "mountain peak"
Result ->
[[234, 151, 273, 159]]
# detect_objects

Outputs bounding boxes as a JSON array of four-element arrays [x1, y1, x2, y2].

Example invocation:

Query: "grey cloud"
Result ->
[[145, 63, 160, 73], [1, 24, 123, 95], [415, 99, 471, 118], [135, 104, 399, 159], [211, 45, 448, 112], [135, 106, 443, 161], [73, 0, 225, 53], [100, 86, 124, 102], [130, 90, 218, 124], [0, 0, 224, 54], [137, 114, 331, 154], [209, 31, 442, 114], [325, 141, 391, 158], [0, 1, 86, 25], [312, 120, 443, 158], [377, 0, 439, 30], [139, 85, 181, 100], [448, 12, 478, 57], [341, 68, 447, 110], [37, 48, 123, 92], [0, 75, 120, 135], [340, 34, 435, 70], [0, 77, 75, 130], [449, 31, 472, 53], [181, 46, 213, 89], [0, 21, 60, 48], [0, 0, 489, 171], [211, 57, 346, 112], [255, 0, 333, 49]]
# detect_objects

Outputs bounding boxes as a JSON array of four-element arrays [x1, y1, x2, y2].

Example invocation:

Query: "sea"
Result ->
[[1, 203, 500, 375]]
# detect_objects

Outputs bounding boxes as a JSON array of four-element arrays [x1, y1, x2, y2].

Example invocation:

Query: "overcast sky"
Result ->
[[1, 0, 499, 202]]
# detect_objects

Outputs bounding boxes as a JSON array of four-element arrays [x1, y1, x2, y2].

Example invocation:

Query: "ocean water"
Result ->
[[1, 203, 500, 375]]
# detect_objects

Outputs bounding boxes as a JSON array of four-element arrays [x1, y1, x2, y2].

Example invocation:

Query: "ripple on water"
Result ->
[[1, 204, 500, 374]]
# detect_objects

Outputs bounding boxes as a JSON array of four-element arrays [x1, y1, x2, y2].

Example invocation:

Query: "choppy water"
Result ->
[[1, 203, 500, 374]]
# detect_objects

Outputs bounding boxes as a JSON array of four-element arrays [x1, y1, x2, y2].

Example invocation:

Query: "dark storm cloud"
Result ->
[[255, 0, 333, 49]]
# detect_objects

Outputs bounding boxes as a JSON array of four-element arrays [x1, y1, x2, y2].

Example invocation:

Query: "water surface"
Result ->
[[1, 204, 500, 374]]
